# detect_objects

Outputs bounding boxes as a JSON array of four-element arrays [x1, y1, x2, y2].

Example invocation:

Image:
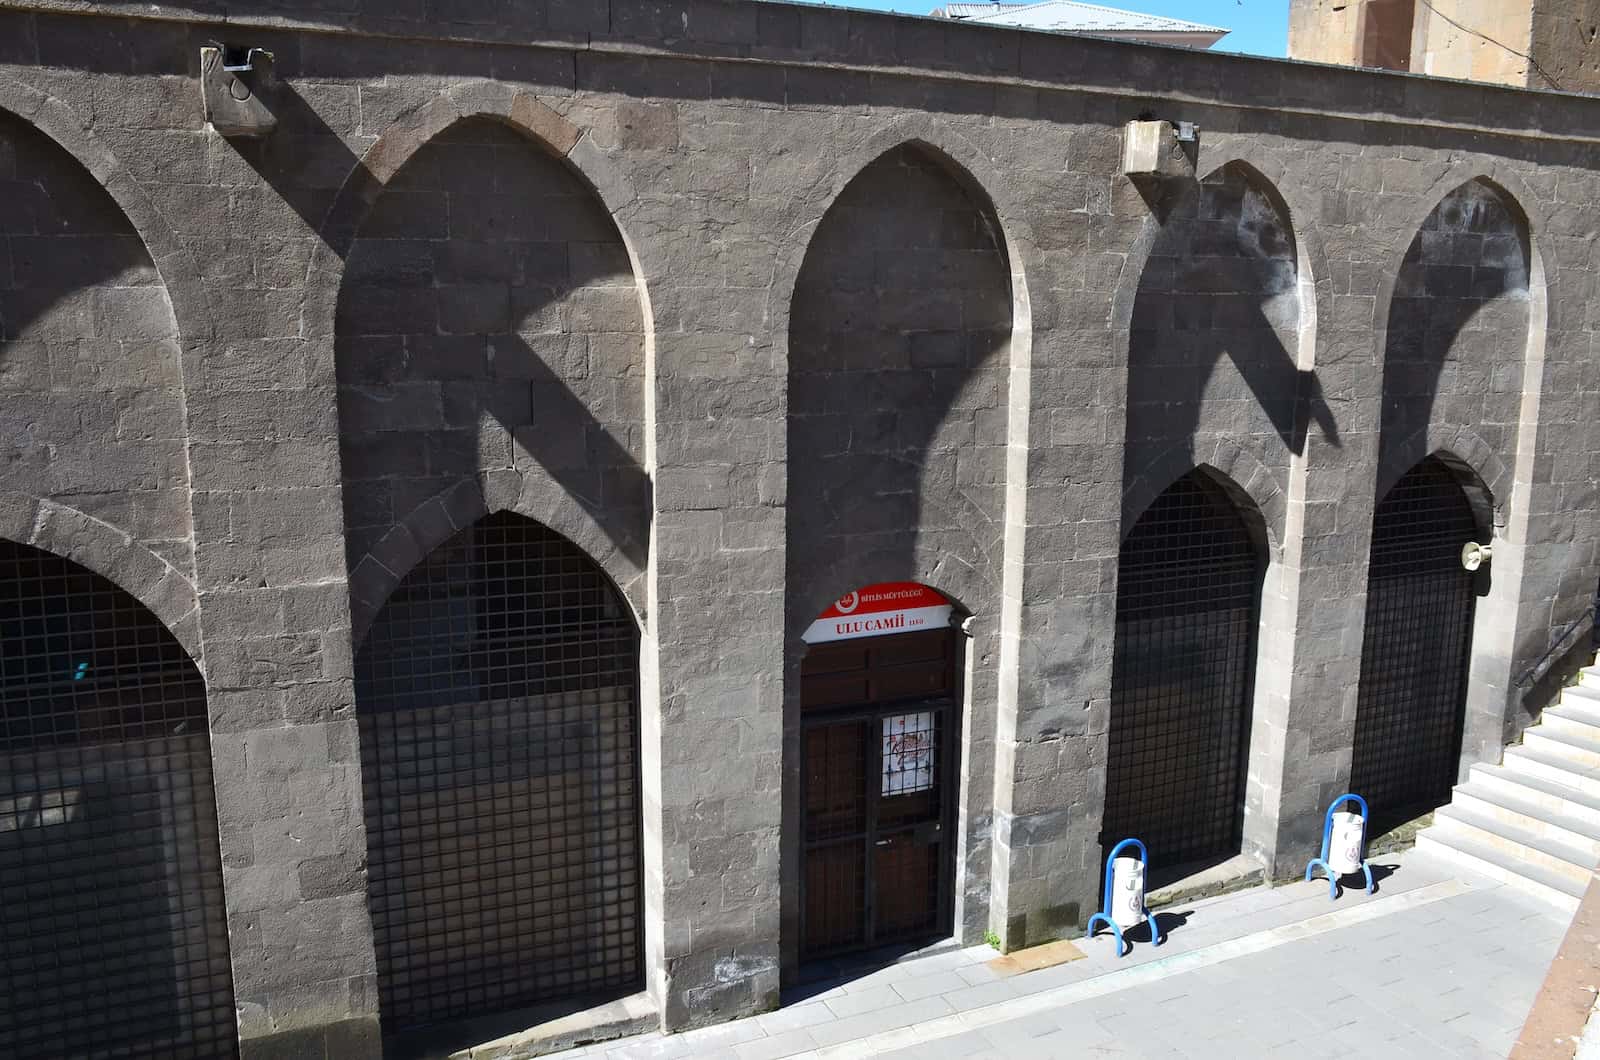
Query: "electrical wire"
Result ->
[[1416, 0, 1563, 90]]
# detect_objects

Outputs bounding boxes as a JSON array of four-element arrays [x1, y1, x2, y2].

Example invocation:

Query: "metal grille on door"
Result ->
[[0, 541, 236, 1059], [355, 513, 642, 1034], [799, 627, 955, 961], [1351, 457, 1480, 832], [1104, 472, 1262, 869]]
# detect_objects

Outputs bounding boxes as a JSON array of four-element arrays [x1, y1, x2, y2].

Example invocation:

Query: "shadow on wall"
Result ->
[[334, 117, 649, 589], [1125, 163, 1336, 500], [785, 143, 1012, 626], [0, 108, 188, 565], [1378, 179, 1530, 487]]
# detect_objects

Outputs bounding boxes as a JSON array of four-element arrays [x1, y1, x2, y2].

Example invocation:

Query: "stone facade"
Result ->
[[1, 1, 1599, 1055]]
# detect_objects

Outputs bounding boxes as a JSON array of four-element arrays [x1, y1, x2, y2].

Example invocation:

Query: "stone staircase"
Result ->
[[1415, 658, 1600, 912]]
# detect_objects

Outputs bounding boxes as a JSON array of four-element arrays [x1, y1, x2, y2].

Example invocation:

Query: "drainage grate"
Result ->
[[1104, 471, 1262, 869], [0, 540, 236, 1059], [355, 512, 642, 1035], [1351, 457, 1479, 833]]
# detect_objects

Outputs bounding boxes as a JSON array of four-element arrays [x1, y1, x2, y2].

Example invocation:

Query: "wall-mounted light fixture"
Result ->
[[200, 44, 277, 139]]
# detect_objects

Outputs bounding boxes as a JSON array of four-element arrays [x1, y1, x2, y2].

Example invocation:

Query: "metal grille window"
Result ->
[[1104, 472, 1262, 869], [356, 512, 642, 1036], [0, 540, 236, 1059], [1351, 457, 1479, 832]]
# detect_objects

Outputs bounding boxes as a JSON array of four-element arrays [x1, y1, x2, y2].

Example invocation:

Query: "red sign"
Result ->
[[802, 582, 953, 644]]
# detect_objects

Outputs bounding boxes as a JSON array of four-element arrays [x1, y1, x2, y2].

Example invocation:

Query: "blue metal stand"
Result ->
[[1087, 837, 1163, 957], [1304, 793, 1376, 900]]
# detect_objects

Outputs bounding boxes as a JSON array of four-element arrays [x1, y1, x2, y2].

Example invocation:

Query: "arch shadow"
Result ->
[[329, 103, 652, 612], [0, 491, 201, 660], [1375, 177, 1536, 528], [1121, 159, 1336, 514], [784, 140, 1014, 637], [0, 76, 210, 341], [1121, 444, 1284, 558]]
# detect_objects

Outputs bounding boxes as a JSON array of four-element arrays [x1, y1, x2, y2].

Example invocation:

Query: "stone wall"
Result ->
[[1, 1, 1599, 1054], [784, 142, 1013, 955], [0, 107, 189, 574], [1530, 0, 1600, 93], [1412, 0, 1535, 85]]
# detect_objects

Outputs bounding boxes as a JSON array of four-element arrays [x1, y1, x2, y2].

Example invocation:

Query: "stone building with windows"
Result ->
[[0, 1, 1598, 1057]]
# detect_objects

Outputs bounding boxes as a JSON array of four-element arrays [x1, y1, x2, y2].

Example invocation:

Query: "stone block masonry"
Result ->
[[0, 1, 1598, 1055]]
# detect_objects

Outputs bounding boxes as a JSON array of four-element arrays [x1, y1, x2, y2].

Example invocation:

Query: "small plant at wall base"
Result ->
[[984, 930, 1002, 950]]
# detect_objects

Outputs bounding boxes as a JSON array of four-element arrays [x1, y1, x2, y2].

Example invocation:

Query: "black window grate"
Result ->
[[1351, 457, 1479, 833], [0, 540, 237, 1059], [1104, 472, 1261, 869], [355, 512, 642, 1036]]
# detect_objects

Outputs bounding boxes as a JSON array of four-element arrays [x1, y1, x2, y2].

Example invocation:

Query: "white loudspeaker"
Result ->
[[1461, 541, 1493, 572]]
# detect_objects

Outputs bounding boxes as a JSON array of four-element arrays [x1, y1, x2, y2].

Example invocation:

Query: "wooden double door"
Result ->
[[799, 629, 958, 961]]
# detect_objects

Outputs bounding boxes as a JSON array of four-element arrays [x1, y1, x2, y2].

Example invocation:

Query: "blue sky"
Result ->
[[827, 0, 1289, 59]]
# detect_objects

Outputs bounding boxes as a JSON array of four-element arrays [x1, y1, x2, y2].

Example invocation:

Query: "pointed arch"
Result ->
[[0, 98, 196, 613], [780, 133, 1024, 972], [1376, 175, 1540, 527], [1120, 444, 1283, 557], [0, 537, 234, 1056], [348, 476, 645, 645], [354, 509, 643, 1036], [0, 75, 210, 339], [0, 493, 203, 661], [1352, 454, 1483, 831], [1106, 468, 1265, 870], [333, 107, 651, 632], [1375, 434, 1504, 534], [1122, 157, 1320, 556], [308, 85, 644, 339], [785, 139, 1015, 615]]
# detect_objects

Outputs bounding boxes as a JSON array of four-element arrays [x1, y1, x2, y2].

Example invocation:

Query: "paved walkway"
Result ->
[[551, 849, 1568, 1059]]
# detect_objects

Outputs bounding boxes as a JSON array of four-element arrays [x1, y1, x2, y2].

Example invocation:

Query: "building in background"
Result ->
[[3, 2, 1600, 1059], [1290, 0, 1600, 92], [935, 0, 1229, 47]]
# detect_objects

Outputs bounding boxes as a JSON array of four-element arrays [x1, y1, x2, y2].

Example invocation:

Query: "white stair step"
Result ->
[[1415, 831, 1583, 912], [1469, 763, 1600, 828], [1429, 804, 1595, 886], [1539, 702, 1600, 741], [1579, 666, 1600, 691], [1503, 743, 1600, 796], [1523, 727, 1600, 770], [1561, 682, 1600, 706], [1448, 782, 1600, 857]]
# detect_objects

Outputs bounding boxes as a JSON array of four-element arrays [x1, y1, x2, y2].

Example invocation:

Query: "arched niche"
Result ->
[[1124, 162, 1317, 539], [1380, 178, 1533, 489], [1350, 454, 1486, 832], [0, 539, 234, 1056], [1106, 468, 1265, 873], [0, 107, 187, 568], [785, 142, 1013, 611], [781, 142, 1015, 973], [353, 510, 642, 1038], [334, 116, 649, 601]]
